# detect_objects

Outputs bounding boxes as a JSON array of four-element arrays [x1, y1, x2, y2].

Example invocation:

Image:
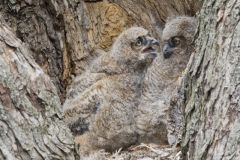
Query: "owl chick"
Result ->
[[63, 27, 159, 154], [136, 16, 197, 145]]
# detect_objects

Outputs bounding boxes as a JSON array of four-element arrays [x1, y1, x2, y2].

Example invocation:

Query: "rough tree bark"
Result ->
[[0, 20, 78, 159], [181, 0, 240, 159]]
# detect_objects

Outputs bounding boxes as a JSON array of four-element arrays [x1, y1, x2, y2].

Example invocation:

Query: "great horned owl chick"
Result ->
[[136, 16, 197, 145], [63, 27, 159, 154]]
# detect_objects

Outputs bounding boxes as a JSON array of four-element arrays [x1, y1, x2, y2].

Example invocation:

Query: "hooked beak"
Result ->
[[147, 37, 160, 46], [142, 37, 160, 59], [163, 44, 173, 59]]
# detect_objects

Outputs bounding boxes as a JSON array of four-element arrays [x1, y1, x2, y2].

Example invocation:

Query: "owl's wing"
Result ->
[[66, 49, 109, 99], [63, 79, 106, 135], [66, 72, 107, 101]]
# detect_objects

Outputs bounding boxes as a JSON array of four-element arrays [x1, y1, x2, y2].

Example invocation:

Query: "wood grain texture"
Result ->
[[0, 20, 78, 160], [181, 0, 240, 159]]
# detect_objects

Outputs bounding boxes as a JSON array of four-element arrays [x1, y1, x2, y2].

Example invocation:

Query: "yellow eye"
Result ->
[[135, 37, 143, 46], [173, 37, 181, 45]]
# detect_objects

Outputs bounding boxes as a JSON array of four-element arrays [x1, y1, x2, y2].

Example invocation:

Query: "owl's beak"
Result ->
[[142, 37, 160, 57], [163, 44, 173, 58], [139, 37, 159, 63], [147, 37, 160, 46]]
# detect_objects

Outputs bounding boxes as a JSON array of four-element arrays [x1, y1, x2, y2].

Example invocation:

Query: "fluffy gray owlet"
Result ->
[[63, 27, 160, 154], [136, 16, 197, 145]]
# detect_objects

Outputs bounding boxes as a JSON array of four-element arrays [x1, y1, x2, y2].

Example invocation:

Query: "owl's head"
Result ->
[[162, 16, 197, 60], [111, 27, 160, 70]]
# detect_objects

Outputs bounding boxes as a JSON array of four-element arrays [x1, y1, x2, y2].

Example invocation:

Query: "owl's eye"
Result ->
[[135, 37, 143, 46], [172, 37, 181, 46]]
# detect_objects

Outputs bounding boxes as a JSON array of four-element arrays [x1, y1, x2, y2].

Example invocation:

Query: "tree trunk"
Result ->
[[181, 0, 240, 159], [0, 20, 78, 160]]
